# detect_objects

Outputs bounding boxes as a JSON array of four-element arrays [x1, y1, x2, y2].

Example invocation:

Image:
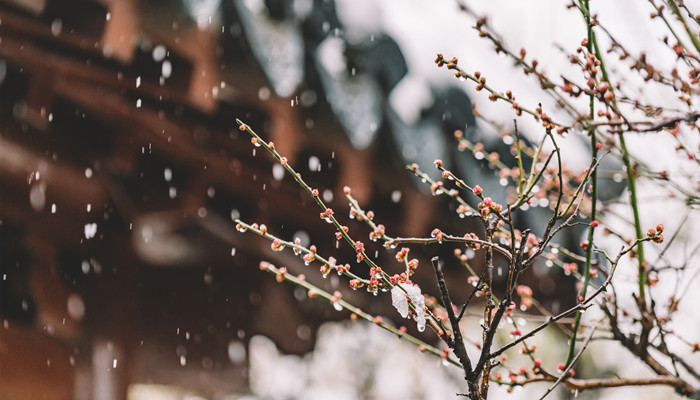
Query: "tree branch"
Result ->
[[431, 256, 474, 379]]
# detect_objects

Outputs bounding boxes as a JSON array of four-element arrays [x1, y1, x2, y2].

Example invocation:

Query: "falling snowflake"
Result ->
[[84, 223, 97, 239]]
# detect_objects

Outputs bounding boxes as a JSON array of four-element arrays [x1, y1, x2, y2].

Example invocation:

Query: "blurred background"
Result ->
[[1, 0, 697, 399]]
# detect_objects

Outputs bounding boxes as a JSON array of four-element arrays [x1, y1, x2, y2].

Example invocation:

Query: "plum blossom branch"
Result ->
[[258, 261, 462, 367]]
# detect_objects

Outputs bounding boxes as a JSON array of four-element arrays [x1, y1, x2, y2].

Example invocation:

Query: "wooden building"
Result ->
[[0, 1, 572, 398]]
